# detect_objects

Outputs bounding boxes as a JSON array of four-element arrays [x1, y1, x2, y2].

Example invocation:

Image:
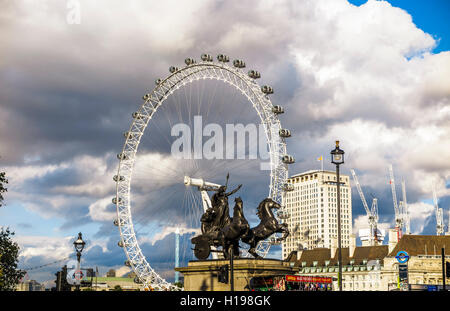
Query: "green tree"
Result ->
[[0, 228, 26, 291], [113, 285, 123, 291], [0, 171, 7, 208]]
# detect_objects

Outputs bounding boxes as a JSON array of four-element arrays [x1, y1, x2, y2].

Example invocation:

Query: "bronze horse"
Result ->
[[192, 196, 248, 260], [241, 198, 289, 258], [218, 197, 249, 259]]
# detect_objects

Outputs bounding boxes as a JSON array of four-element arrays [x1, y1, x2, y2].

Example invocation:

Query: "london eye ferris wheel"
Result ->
[[113, 53, 294, 290]]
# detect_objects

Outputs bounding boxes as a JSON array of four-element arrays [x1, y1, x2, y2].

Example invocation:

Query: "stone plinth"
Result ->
[[175, 258, 296, 291]]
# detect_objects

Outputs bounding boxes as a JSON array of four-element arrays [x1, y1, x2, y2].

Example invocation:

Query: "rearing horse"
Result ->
[[218, 197, 249, 259], [241, 198, 289, 258]]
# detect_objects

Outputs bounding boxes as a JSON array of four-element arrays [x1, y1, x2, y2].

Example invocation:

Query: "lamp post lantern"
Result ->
[[331, 141, 344, 291], [73, 232, 85, 291]]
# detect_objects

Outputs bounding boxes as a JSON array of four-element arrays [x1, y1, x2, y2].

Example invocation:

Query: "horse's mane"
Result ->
[[256, 198, 275, 220]]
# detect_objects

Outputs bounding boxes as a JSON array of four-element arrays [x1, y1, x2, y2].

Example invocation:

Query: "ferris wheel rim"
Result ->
[[114, 56, 291, 290]]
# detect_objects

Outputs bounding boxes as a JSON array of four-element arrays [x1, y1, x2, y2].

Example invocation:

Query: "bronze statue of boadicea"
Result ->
[[191, 174, 289, 260]]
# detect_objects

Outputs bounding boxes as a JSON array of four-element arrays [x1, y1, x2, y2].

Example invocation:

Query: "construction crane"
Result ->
[[388, 164, 403, 240], [351, 169, 380, 246], [401, 179, 411, 235], [432, 185, 445, 236]]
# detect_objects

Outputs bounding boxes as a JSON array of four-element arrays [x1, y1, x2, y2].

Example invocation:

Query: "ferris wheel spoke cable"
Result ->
[[213, 82, 241, 123], [132, 174, 204, 231], [132, 186, 186, 232], [135, 188, 195, 238], [204, 78, 220, 121]]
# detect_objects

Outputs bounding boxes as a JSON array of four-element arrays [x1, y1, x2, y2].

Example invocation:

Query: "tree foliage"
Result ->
[[0, 228, 26, 291]]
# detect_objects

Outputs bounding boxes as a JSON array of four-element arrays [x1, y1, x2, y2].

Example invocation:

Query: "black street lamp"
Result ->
[[330, 141, 344, 291], [73, 232, 85, 291]]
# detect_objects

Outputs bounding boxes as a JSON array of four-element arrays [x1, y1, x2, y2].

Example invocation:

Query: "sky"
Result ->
[[0, 0, 449, 287]]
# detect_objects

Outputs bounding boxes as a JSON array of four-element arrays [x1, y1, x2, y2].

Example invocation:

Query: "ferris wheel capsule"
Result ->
[[169, 66, 179, 73], [142, 94, 151, 100], [282, 155, 295, 164], [155, 78, 162, 85], [261, 85, 274, 94], [123, 131, 134, 139], [248, 70, 261, 79], [272, 105, 284, 114], [185, 58, 196, 65], [233, 59, 245, 68], [217, 54, 230, 62], [125, 260, 131, 267], [113, 175, 125, 182], [277, 209, 290, 219], [117, 153, 128, 160], [268, 236, 281, 245], [279, 129, 291, 138], [132, 112, 143, 119], [118, 240, 124, 247], [201, 53, 213, 61], [282, 183, 294, 192], [112, 197, 123, 205]]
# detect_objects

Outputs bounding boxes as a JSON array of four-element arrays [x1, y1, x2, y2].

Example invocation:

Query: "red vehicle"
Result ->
[[249, 275, 334, 291]]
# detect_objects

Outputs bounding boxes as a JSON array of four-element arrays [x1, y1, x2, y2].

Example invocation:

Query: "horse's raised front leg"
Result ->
[[281, 223, 290, 240], [248, 246, 262, 259]]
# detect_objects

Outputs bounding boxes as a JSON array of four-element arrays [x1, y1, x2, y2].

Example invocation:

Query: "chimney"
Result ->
[[330, 237, 338, 258], [388, 229, 399, 254], [349, 234, 356, 258]]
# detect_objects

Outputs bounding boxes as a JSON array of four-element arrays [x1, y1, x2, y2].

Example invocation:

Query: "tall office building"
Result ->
[[282, 170, 352, 259]]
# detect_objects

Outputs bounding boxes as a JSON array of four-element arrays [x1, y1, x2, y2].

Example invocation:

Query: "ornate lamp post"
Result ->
[[331, 141, 344, 291], [73, 232, 85, 291]]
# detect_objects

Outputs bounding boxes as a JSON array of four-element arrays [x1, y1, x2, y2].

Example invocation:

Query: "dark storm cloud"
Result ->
[[23, 167, 82, 192], [1, 68, 144, 165], [84, 243, 123, 268], [1, 2, 179, 166], [94, 219, 119, 239]]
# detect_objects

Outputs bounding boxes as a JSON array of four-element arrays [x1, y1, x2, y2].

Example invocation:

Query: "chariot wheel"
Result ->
[[192, 236, 211, 261]]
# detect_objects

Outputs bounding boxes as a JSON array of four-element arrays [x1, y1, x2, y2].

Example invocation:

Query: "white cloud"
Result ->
[[51, 154, 115, 197], [115, 266, 131, 277], [407, 201, 435, 234], [15, 235, 74, 262], [88, 197, 116, 222], [5, 163, 68, 187], [352, 214, 390, 237]]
